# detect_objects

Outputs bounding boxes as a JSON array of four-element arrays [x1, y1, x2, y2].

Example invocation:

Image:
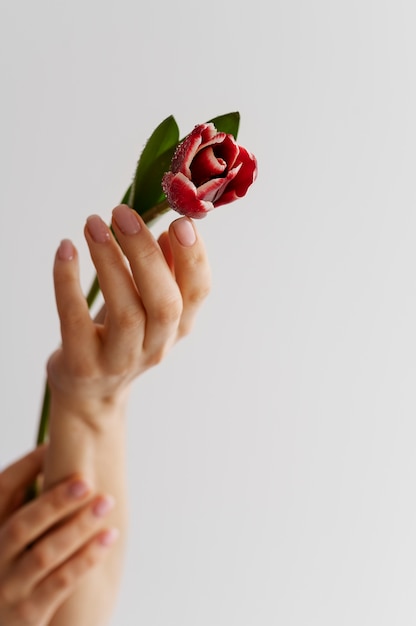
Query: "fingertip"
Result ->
[[112, 204, 142, 235], [24, 443, 48, 463], [85, 215, 112, 244], [33, 442, 48, 458], [57, 239, 76, 261], [98, 527, 120, 547], [67, 476, 93, 499], [171, 217, 197, 247]]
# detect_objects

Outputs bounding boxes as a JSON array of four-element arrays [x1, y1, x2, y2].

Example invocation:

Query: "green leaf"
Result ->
[[120, 184, 132, 205], [207, 111, 240, 139], [130, 115, 180, 215], [138, 144, 178, 207]]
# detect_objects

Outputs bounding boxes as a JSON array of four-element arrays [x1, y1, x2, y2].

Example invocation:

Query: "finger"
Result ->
[[6, 494, 115, 600], [29, 528, 118, 624], [0, 446, 46, 521], [53, 240, 95, 362], [93, 303, 107, 325], [158, 231, 174, 272], [168, 218, 211, 338], [3, 528, 118, 626], [84, 214, 146, 362], [0, 476, 93, 564], [111, 205, 183, 359]]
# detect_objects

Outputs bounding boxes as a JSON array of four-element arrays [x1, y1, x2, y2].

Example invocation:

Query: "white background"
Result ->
[[1, 1, 416, 624]]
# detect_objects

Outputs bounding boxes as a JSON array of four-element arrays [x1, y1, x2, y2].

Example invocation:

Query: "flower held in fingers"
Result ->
[[161, 122, 257, 219]]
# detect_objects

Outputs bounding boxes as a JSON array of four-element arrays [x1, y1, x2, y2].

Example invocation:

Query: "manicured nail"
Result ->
[[86, 215, 111, 243], [92, 495, 115, 518], [68, 479, 90, 499], [98, 528, 120, 547], [57, 239, 75, 261], [172, 217, 196, 247], [112, 204, 141, 235]]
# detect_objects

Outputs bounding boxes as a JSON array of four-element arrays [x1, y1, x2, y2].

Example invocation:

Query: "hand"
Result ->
[[46, 205, 211, 418], [0, 447, 118, 626]]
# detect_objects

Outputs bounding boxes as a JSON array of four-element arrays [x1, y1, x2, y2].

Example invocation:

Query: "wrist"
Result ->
[[44, 390, 128, 492], [48, 385, 131, 434]]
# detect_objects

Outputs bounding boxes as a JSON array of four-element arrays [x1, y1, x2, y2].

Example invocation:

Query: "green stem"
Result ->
[[26, 381, 51, 500], [140, 198, 171, 225], [86, 274, 100, 309], [36, 382, 51, 445]]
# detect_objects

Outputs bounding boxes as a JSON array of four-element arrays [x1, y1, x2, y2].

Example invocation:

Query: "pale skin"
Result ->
[[0, 205, 211, 625], [0, 446, 118, 626]]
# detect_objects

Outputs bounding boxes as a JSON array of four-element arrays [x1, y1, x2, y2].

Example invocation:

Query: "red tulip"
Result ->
[[162, 123, 257, 219]]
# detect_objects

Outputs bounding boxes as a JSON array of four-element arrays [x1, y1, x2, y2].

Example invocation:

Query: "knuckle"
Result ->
[[0, 579, 14, 606], [52, 543, 100, 588], [115, 306, 142, 332], [186, 282, 211, 306], [177, 319, 195, 340], [183, 247, 210, 272], [152, 295, 183, 326], [51, 567, 73, 592], [71, 511, 96, 537], [135, 240, 160, 263], [4, 517, 27, 546], [69, 359, 96, 379], [81, 546, 100, 571], [48, 352, 95, 385], [59, 304, 85, 329], [30, 543, 52, 570], [145, 347, 168, 368], [34, 486, 65, 523], [14, 599, 39, 624]]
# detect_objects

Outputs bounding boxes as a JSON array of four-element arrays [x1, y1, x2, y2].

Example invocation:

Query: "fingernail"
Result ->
[[86, 215, 111, 243], [68, 479, 90, 499], [92, 495, 115, 518], [172, 218, 196, 247], [112, 204, 141, 235], [57, 239, 75, 261], [98, 528, 120, 547]]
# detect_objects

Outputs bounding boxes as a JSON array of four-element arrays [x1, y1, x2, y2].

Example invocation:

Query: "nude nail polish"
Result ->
[[92, 495, 115, 517], [99, 528, 120, 547], [57, 239, 75, 261], [68, 479, 90, 498], [86, 215, 111, 243], [172, 218, 196, 247], [112, 204, 141, 235]]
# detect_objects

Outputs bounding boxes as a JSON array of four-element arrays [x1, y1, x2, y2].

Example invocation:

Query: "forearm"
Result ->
[[43, 390, 129, 626], [41, 208, 210, 624]]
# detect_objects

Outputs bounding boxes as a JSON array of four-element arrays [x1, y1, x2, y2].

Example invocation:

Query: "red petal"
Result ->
[[171, 123, 218, 178], [191, 147, 227, 186], [197, 164, 241, 204], [171, 131, 202, 178], [211, 134, 240, 170], [215, 148, 258, 206], [162, 172, 212, 218]]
